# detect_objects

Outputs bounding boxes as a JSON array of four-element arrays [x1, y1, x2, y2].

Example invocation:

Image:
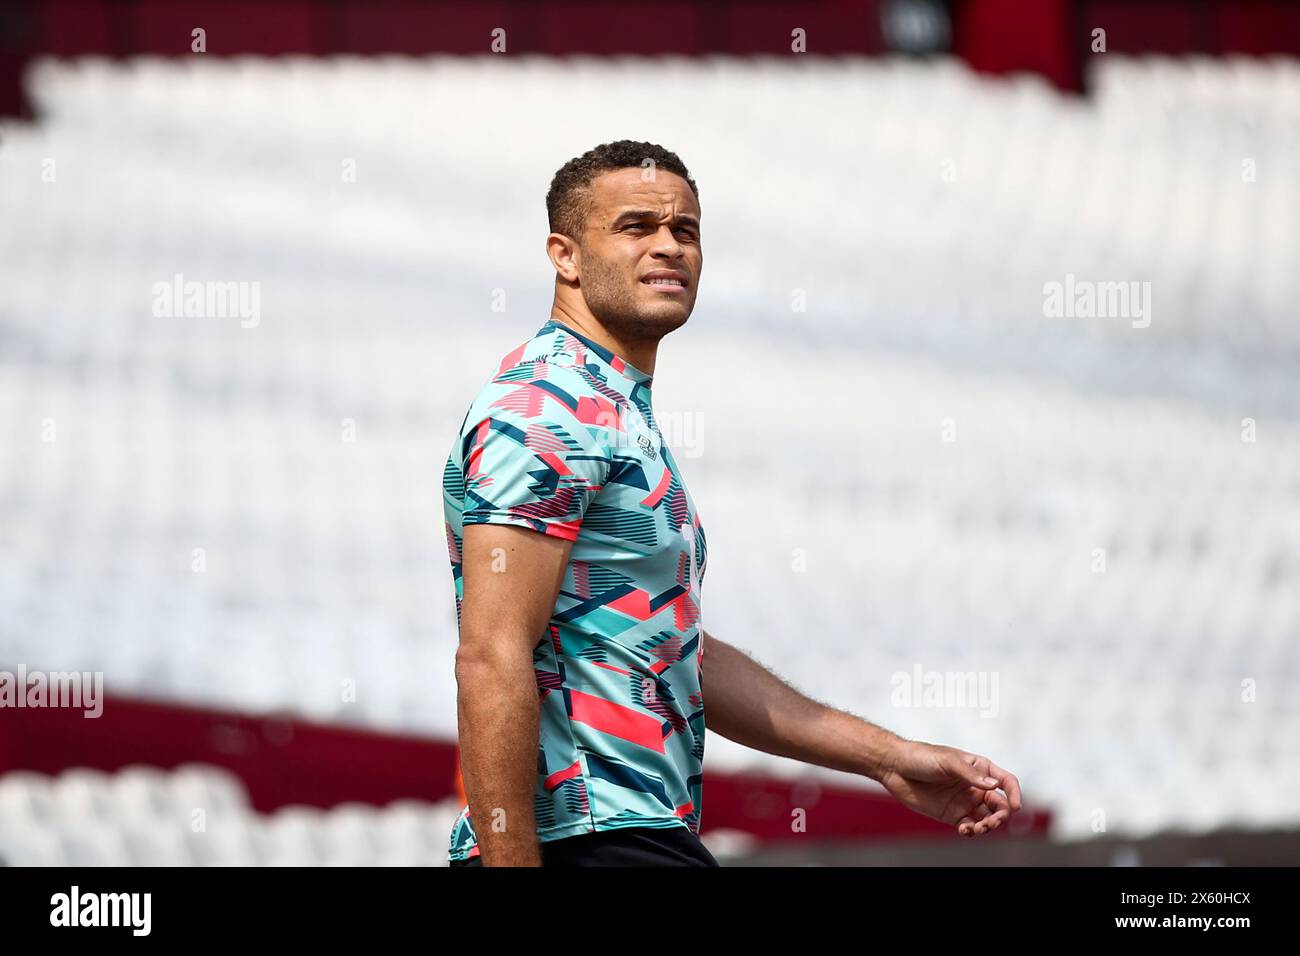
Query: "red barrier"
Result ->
[[7, 0, 1300, 117], [0, 693, 1050, 842]]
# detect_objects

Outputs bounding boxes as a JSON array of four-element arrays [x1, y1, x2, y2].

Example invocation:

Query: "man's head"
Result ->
[[545, 141, 702, 342]]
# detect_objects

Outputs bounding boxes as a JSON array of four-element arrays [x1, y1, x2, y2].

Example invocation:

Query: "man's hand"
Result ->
[[877, 740, 1022, 837]]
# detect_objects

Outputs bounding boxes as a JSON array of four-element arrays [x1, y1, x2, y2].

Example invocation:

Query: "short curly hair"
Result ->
[[546, 140, 699, 241]]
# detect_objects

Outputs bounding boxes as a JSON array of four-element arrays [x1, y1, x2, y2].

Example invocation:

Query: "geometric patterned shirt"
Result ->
[[442, 318, 708, 861]]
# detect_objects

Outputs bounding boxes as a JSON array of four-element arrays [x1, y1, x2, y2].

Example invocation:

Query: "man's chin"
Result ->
[[639, 294, 693, 322], [638, 308, 691, 335], [592, 299, 692, 339]]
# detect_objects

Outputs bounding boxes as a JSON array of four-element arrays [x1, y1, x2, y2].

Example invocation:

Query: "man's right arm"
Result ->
[[455, 521, 574, 866]]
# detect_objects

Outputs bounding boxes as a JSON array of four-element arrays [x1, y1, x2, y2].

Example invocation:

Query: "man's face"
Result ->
[[573, 167, 702, 340]]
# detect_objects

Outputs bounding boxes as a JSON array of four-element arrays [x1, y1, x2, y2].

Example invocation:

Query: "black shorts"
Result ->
[[449, 825, 719, 867]]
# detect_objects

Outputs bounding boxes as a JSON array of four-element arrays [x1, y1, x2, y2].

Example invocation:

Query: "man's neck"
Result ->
[[548, 304, 657, 379]]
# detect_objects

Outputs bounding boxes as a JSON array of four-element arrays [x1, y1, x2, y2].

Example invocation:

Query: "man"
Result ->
[[444, 140, 1021, 867]]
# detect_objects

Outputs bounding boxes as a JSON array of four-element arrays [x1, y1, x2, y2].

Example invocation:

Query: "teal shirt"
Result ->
[[442, 320, 708, 861]]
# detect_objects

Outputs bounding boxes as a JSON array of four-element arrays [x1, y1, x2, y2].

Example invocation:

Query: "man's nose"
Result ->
[[650, 225, 685, 256]]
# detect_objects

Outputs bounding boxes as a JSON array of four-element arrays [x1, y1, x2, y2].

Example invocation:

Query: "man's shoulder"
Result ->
[[466, 331, 604, 415], [455, 335, 615, 452]]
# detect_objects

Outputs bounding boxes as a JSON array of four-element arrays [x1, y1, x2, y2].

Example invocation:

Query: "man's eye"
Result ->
[[624, 223, 696, 239]]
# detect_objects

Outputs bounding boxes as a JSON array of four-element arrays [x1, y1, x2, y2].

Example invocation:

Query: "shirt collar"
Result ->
[[539, 319, 654, 388]]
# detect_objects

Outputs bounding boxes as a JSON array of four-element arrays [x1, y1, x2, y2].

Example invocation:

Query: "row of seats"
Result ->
[[0, 765, 464, 866], [6, 54, 1298, 362], [0, 765, 760, 866]]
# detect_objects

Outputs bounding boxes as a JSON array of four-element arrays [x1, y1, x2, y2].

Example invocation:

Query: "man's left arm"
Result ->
[[701, 631, 1022, 837]]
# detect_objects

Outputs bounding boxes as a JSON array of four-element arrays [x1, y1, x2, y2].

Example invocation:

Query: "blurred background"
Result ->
[[1, 0, 1298, 866]]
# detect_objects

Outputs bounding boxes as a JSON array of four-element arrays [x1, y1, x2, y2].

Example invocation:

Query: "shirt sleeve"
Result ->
[[457, 384, 610, 542]]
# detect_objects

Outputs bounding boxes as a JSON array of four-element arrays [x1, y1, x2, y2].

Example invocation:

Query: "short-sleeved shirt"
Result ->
[[442, 318, 708, 862]]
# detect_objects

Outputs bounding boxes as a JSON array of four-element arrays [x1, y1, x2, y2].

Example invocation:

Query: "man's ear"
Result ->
[[546, 233, 581, 283]]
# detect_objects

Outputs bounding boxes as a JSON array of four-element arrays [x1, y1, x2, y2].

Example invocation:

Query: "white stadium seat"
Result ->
[[0, 766, 463, 866]]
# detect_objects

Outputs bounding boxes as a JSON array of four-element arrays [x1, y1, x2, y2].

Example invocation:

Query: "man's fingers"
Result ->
[[984, 789, 1011, 812], [973, 794, 1010, 831], [957, 754, 1024, 813], [990, 762, 1023, 810], [951, 752, 1000, 790], [945, 751, 1023, 835], [957, 804, 993, 836]]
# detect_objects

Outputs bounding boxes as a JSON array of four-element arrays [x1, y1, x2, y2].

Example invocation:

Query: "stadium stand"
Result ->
[[1, 55, 1297, 852]]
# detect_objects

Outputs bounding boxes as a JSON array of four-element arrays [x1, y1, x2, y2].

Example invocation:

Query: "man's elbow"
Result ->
[[454, 646, 497, 687], [454, 636, 535, 689]]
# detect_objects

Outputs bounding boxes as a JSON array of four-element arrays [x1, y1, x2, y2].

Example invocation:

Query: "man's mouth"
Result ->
[[641, 272, 688, 293]]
